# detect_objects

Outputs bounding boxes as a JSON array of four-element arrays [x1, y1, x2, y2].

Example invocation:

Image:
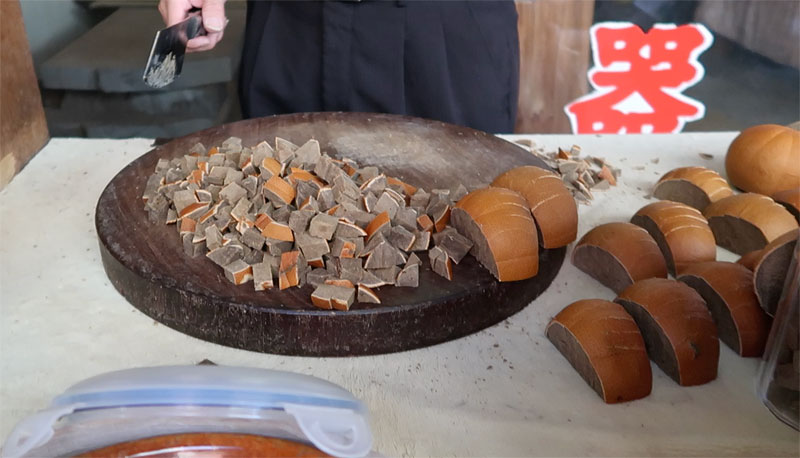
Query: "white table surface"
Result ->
[[1, 133, 798, 456]]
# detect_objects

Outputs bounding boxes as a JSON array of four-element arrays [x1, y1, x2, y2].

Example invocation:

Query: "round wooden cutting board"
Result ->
[[96, 112, 566, 356]]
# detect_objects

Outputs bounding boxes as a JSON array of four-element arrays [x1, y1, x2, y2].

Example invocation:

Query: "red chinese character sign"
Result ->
[[565, 22, 713, 134]]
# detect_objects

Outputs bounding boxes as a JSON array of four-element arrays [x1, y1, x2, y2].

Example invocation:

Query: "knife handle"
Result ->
[[186, 8, 206, 39]]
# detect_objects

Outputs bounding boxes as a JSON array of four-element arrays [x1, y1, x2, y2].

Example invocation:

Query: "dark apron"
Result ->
[[239, 0, 519, 133]]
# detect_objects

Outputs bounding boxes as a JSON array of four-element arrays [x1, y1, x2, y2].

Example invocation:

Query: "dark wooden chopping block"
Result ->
[[96, 112, 566, 356]]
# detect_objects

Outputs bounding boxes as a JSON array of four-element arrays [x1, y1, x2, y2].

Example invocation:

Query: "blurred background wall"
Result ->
[[16, 0, 800, 137], [20, 0, 98, 72]]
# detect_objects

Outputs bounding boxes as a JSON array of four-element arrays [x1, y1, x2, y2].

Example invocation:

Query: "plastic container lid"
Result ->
[[4, 366, 373, 458]]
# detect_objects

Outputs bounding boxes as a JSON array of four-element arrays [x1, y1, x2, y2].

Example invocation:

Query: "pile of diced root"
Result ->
[[142, 136, 476, 310], [515, 141, 621, 203]]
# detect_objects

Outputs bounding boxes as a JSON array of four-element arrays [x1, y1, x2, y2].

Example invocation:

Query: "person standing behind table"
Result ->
[[158, 0, 520, 133]]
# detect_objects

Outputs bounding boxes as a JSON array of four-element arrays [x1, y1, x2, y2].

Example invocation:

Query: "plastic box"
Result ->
[[3, 366, 374, 457]]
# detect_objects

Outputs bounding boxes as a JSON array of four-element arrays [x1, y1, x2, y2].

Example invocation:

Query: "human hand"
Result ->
[[158, 0, 226, 52]]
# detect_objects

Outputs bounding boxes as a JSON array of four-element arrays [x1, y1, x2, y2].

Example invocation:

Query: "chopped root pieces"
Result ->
[[396, 263, 420, 287], [417, 214, 434, 233], [179, 217, 197, 235], [429, 246, 453, 280], [278, 250, 302, 290], [434, 228, 473, 264], [325, 278, 355, 288], [309, 213, 338, 240], [431, 204, 451, 232], [261, 221, 294, 242], [252, 262, 274, 291], [142, 135, 492, 309], [597, 165, 617, 186], [410, 230, 431, 252], [223, 259, 253, 285], [339, 239, 358, 258], [365, 211, 391, 241], [513, 140, 620, 204], [387, 176, 417, 197], [311, 284, 356, 310], [263, 175, 296, 206], [357, 284, 381, 304]]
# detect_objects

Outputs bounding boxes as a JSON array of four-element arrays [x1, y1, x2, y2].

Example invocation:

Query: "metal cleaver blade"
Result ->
[[142, 14, 205, 89]]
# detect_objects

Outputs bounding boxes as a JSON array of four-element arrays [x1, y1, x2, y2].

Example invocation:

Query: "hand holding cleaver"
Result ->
[[143, 1, 227, 88]]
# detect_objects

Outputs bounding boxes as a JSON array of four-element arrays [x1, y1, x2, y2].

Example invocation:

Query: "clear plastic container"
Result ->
[[2, 366, 374, 457], [756, 240, 800, 430]]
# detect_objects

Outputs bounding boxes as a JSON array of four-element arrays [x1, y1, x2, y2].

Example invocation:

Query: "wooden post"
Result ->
[[515, 0, 595, 133], [1, 0, 50, 190]]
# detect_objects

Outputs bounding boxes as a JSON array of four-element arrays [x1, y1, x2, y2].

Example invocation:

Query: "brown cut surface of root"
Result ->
[[755, 238, 796, 315], [679, 275, 741, 355], [616, 298, 681, 384], [707, 215, 768, 255], [546, 322, 604, 399], [631, 214, 677, 275], [451, 207, 499, 279], [571, 245, 633, 293], [653, 180, 710, 211]]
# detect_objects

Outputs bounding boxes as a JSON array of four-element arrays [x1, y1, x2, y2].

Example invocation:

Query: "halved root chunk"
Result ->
[[678, 261, 770, 357], [631, 201, 715, 276], [753, 230, 799, 316], [572, 222, 667, 293], [492, 165, 578, 248], [615, 278, 719, 386], [546, 299, 652, 403], [703, 193, 798, 255], [451, 188, 538, 282]]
